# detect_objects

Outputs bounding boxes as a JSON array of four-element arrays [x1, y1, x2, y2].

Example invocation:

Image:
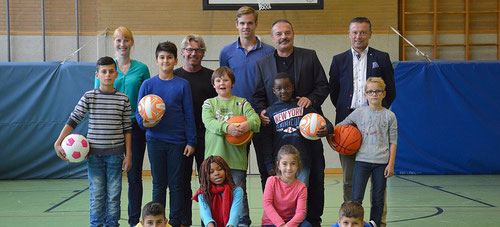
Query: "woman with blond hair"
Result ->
[[94, 26, 150, 227]]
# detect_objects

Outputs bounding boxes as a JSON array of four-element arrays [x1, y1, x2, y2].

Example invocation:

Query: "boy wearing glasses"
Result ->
[[262, 72, 333, 188], [336, 77, 398, 227]]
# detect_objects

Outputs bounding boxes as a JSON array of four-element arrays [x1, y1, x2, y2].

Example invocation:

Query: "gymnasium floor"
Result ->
[[1, 174, 499, 226]]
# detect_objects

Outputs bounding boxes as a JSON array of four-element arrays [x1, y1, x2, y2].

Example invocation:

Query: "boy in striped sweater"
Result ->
[[54, 56, 132, 227]]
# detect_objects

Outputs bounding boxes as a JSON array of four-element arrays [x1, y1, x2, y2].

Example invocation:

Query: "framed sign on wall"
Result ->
[[203, 0, 324, 10]]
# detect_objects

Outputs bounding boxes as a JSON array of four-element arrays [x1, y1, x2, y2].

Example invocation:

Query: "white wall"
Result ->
[[0, 33, 400, 173]]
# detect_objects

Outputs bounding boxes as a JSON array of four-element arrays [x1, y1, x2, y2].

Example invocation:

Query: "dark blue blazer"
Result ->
[[329, 47, 396, 124], [253, 47, 330, 115]]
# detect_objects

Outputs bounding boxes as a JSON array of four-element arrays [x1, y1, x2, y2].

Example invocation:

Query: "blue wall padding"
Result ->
[[0, 61, 95, 179], [392, 61, 500, 174], [1, 61, 499, 179]]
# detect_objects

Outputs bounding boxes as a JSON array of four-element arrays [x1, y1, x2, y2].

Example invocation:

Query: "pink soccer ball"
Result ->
[[61, 134, 90, 163]]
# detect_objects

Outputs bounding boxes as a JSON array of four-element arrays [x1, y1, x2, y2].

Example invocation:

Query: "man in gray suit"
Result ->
[[253, 19, 330, 227]]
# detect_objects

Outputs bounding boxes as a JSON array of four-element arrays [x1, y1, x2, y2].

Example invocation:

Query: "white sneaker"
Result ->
[[369, 220, 377, 227]]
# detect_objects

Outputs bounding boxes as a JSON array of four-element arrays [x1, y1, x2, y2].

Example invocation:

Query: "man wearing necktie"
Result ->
[[328, 17, 396, 227]]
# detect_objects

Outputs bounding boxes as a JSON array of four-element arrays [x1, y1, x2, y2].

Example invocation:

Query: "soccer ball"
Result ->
[[61, 134, 90, 163], [299, 113, 326, 140], [138, 94, 166, 122]]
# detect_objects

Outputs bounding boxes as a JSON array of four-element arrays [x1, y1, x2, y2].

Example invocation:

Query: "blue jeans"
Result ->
[[147, 138, 187, 227], [230, 169, 251, 226], [127, 122, 147, 226], [87, 154, 124, 227], [262, 220, 312, 227], [351, 161, 387, 227]]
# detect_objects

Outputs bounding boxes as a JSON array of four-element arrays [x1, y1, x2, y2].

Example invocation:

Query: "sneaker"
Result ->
[[369, 220, 377, 227]]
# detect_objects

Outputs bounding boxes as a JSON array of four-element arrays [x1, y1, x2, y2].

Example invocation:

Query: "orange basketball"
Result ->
[[138, 94, 165, 122], [225, 116, 254, 146], [299, 113, 326, 140], [327, 125, 362, 155]]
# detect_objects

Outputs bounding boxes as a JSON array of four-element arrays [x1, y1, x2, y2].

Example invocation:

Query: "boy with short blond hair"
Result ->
[[54, 56, 132, 227], [337, 77, 397, 227]]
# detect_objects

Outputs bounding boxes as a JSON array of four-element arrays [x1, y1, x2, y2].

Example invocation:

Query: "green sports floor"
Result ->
[[1, 174, 499, 227]]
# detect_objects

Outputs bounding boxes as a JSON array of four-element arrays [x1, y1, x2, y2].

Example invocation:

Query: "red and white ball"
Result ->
[[299, 113, 326, 140], [138, 94, 166, 122], [61, 134, 90, 163]]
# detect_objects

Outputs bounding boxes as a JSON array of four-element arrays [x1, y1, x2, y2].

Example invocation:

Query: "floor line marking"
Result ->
[[44, 187, 89, 213], [388, 207, 444, 223], [396, 176, 496, 208]]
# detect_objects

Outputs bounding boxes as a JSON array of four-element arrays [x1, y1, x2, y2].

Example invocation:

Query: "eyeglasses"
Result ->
[[365, 90, 384, 96], [183, 48, 204, 54], [274, 86, 292, 92]]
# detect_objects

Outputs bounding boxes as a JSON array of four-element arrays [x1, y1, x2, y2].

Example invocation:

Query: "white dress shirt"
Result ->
[[351, 47, 369, 109]]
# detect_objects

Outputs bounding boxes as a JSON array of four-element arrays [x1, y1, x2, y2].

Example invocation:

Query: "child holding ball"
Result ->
[[192, 156, 243, 227], [261, 145, 311, 227], [54, 56, 132, 226], [202, 66, 260, 226], [263, 72, 333, 187], [337, 77, 397, 227], [136, 41, 197, 227]]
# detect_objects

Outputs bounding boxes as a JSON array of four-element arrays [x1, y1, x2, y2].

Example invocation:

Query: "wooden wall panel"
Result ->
[[404, 0, 498, 34], [0, 0, 96, 35], [1, 0, 398, 35]]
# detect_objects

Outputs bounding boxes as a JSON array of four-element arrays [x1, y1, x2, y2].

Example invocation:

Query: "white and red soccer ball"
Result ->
[[299, 113, 326, 140], [138, 94, 166, 122], [61, 134, 90, 163]]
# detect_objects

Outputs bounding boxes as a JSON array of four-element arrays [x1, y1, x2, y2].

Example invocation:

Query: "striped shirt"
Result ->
[[67, 89, 132, 156]]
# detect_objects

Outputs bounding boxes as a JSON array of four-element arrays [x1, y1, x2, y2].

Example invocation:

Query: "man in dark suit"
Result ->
[[329, 17, 396, 227], [253, 19, 330, 227]]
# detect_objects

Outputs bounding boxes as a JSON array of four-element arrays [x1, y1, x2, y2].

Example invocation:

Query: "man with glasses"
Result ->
[[174, 34, 217, 227], [253, 19, 330, 227], [328, 17, 396, 227]]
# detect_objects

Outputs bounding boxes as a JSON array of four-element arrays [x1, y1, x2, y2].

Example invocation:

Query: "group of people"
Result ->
[[53, 5, 397, 227]]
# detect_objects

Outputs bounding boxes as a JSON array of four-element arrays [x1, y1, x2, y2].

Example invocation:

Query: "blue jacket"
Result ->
[[328, 47, 396, 124]]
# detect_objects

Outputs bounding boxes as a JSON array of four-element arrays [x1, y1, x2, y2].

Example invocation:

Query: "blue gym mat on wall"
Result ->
[[0, 61, 499, 179], [0, 61, 94, 179], [392, 61, 500, 174]]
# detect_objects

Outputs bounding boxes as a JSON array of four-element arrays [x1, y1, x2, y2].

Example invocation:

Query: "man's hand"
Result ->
[[296, 96, 312, 108], [260, 109, 270, 126], [184, 145, 195, 157]]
